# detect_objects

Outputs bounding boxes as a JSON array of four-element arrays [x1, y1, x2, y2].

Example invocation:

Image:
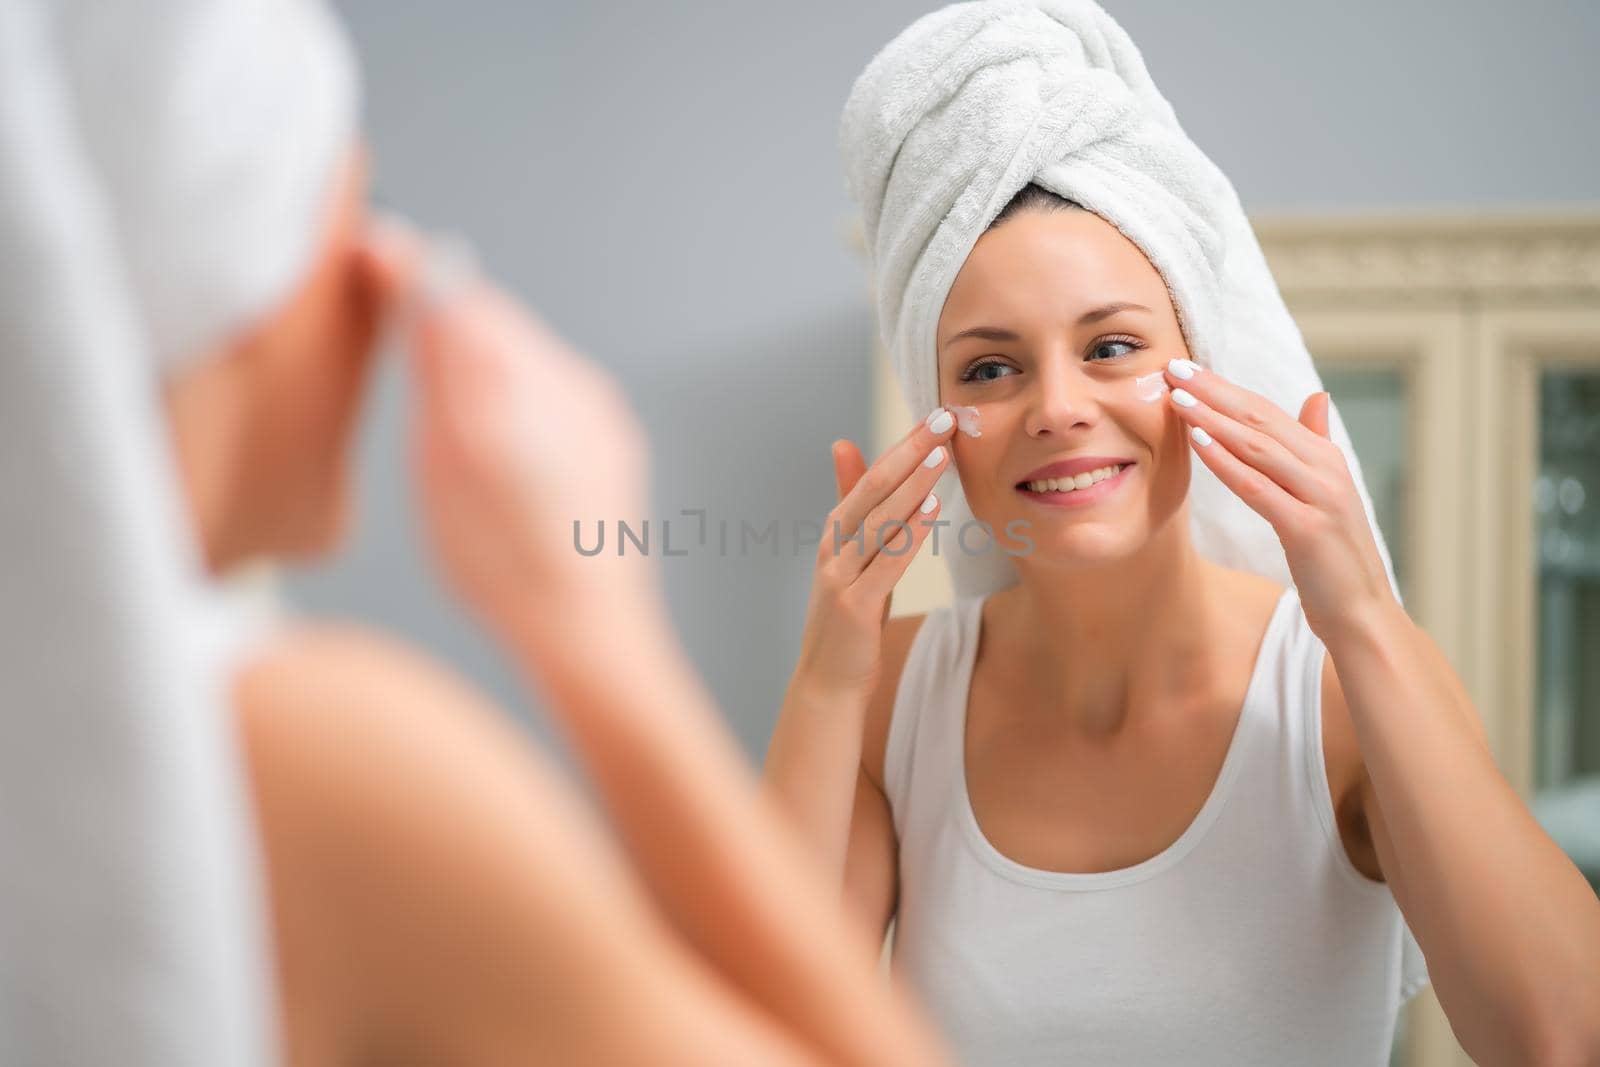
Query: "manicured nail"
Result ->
[[1168, 358, 1200, 380], [923, 446, 945, 469], [926, 408, 954, 434], [1171, 388, 1198, 408], [1191, 426, 1212, 446], [920, 492, 938, 514]]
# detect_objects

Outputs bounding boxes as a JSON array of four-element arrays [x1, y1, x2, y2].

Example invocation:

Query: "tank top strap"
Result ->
[[1251, 584, 1378, 868], [1280, 585, 1328, 729], [1197, 584, 1317, 816], [1273, 585, 1432, 1002], [1276, 586, 1335, 817], [883, 596, 981, 836], [1240, 584, 1316, 758]]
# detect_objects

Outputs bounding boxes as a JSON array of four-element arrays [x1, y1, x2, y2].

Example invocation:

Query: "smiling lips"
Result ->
[[1014, 457, 1135, 504]]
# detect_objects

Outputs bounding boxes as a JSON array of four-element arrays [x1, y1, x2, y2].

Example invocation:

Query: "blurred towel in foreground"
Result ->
[[0, 0, 355, 1063]]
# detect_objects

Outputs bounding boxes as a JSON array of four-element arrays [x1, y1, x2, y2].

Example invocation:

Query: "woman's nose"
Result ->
[[1023, 365, 1100, 437]]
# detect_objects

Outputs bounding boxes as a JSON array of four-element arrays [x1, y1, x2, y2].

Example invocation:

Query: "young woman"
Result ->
[[763, 9, 1600, 1063]]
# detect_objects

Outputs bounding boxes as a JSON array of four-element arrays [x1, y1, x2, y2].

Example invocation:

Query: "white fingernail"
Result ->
[[1168, 358, 1200, 380], [1191, 426, 1212, 446], [1172, 388, 1198, 408], [920, 492, 938, 514], [926, 408, 954, 434], [923, 446, 945, 469]]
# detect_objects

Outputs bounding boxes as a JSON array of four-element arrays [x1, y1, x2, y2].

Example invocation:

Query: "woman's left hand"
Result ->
[[1162, 357, 1399, 643]]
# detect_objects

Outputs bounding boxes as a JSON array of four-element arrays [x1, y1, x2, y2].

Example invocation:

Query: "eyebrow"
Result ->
[[941, 302, 1154, 350]]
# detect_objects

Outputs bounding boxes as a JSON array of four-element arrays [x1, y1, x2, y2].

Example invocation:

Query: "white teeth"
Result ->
[[1025, 464, 1128, 494]]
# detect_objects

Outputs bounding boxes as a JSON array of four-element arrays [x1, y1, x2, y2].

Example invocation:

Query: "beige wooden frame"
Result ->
[[1471, 308, 1600, 796]]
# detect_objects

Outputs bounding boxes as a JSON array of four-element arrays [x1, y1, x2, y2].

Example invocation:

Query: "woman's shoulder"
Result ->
[[1209, 565, 1291, 617], [861, 612, 930, 791], [231, 619, 575, 882], [236, 620, 473, 703], [232, 620, 513, 764]]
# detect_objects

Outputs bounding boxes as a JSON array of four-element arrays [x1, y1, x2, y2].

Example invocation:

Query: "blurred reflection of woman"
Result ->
[[0, 2, 950, 1065]]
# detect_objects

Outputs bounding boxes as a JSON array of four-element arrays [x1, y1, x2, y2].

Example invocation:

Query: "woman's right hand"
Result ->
[[789, 409, 957, 703], [361, 217, 659, 649]]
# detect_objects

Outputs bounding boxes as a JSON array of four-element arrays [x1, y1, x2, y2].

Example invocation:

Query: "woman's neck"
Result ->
[[987, 511, 1234, 736]]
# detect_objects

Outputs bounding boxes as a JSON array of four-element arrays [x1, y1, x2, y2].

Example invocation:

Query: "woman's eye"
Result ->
[[1087, 337, 1144, 362], [960, 358, 1015, 383]]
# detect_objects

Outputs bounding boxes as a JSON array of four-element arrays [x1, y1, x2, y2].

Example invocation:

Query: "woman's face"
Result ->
[[247, 151, 384, 553], [936, 207, 1193, 570], [166, 146, 387, 570]]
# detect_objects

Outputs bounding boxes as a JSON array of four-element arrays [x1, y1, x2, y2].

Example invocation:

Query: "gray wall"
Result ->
[[293, 1, 1599, 757]]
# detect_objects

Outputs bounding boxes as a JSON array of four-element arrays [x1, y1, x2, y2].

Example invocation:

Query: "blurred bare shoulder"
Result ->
[[232, 621, 648, 1064], [231, 618, 575, 862], [235, 622, 481, 715]]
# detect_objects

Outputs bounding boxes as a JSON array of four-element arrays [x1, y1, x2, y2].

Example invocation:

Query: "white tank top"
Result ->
[[884, 585, 1430, 1066]]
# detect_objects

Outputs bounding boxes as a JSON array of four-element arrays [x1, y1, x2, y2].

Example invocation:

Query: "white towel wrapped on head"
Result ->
[[51, 0, 358, 371], [0, 1, 357, 1064]]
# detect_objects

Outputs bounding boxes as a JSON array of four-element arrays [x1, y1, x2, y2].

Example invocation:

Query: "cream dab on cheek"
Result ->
[[948, 404, 983, 437], [1133, 371, 1169, 403]]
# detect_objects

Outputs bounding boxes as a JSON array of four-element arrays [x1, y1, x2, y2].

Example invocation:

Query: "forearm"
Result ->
[[502, 597, 950, 1067], [762, 679, 869, 889], [1325, 601, 1600, 1063]]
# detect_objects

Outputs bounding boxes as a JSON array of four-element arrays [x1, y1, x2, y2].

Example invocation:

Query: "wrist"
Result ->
[[1318, 590, 1411, 656], [783, 672, 872, 723], [494, 580, 676, 680]]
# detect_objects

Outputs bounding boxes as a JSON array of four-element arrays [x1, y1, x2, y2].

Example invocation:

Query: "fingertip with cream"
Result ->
[[948, 404, 983, 437]]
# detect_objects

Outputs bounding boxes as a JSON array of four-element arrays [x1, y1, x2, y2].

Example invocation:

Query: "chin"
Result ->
[[1028, 522, 1151, 569]]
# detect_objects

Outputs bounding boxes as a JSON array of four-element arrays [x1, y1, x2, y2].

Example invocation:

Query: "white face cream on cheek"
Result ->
[[948, 404, 983, 437], [1133, 371, 1169, 403]]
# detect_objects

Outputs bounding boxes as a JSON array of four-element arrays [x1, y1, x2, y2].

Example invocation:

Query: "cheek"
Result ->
[[1103, 393, 1191, 504], [949, 434, 992, 501], [947, 402, 1013, 478], [1101, 388, 1175, 455], [253, 321, 370, 482], [306, 263, 383, 421], [338, 252, 386, 359], [1146, 406, 1194, 504]]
